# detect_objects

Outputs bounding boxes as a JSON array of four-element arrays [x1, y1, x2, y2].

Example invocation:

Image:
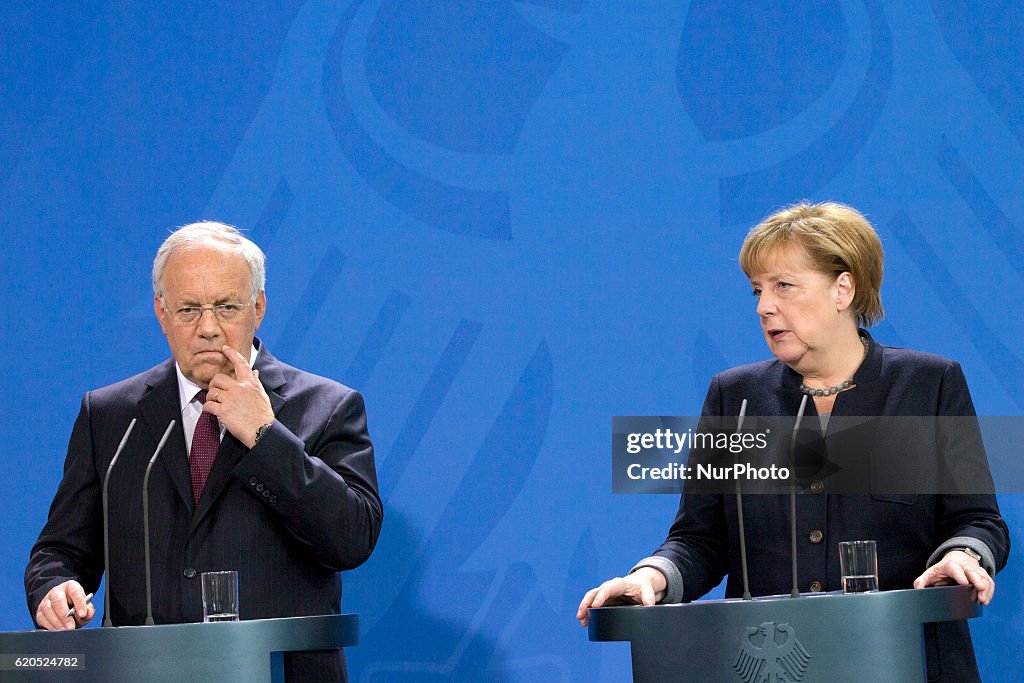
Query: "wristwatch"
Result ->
[[952, 547, 982, 563], [253, 422, 273, 447]]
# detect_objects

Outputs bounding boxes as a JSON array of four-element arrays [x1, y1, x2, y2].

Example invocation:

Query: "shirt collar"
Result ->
[[175, 344, 259, 408]]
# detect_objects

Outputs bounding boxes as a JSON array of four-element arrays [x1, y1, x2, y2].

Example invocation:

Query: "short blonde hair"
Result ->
[[739, 202, 884, 327]]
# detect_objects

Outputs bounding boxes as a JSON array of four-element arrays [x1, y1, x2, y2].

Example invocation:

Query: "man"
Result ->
[[26, 222, 382, 680]]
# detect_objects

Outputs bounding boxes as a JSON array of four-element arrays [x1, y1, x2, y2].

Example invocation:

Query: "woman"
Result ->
[[577, 202, 1009, 681]]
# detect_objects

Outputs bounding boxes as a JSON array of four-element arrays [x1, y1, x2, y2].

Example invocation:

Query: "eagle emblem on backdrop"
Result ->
[[733, 621, 811, 683]]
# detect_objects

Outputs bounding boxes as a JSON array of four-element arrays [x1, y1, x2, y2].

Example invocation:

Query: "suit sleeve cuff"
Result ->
[[630, 556, 684, 604], [927, 536, 996, 576]]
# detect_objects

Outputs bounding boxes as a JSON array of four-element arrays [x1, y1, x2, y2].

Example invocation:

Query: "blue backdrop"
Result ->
[[1, 1, 1021, 680]]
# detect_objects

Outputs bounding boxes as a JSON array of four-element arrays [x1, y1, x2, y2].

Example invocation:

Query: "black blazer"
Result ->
[[652, 332, 1009, 682], [26, 342, 383, 679]]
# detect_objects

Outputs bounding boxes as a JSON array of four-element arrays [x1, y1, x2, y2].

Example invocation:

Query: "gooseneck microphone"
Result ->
[[790, 394, 809, 598], [732, 399, 752, 601], [102, 418, 137, 627], [143, 420, 176, 626]]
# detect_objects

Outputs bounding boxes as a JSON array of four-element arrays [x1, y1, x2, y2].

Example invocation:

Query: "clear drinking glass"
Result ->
[[201, 570, 239, 622], [839, 540, 879, 593]]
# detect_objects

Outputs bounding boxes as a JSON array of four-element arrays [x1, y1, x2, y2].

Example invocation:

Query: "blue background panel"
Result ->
[[1, 2, 1021, 680]]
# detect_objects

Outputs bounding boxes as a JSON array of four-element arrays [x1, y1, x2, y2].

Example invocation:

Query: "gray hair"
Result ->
[[152, 221, 266, 302]]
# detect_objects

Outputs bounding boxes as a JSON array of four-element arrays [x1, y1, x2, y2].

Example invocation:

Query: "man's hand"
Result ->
[[576, 567, 667, 627], [35, 580, 94, 630], [913, 550, 995, 605], [204, 345, 275, 448]]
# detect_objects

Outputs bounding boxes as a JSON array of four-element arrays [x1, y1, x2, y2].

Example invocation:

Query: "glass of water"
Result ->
[[201, 570, 239, 622], [839, 540, 879, 593]]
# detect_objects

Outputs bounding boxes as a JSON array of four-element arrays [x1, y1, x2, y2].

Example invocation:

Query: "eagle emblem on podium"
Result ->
[[733, 621, 811, 682]]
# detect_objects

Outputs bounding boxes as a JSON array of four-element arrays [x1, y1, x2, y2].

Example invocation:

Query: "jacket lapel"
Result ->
[[138, 360, 193, 512], [830, 330, 884, 419]]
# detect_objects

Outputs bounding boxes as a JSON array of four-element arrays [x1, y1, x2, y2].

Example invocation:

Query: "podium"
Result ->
[[0, 614, 358, 682], [588, 586, 979, 682]]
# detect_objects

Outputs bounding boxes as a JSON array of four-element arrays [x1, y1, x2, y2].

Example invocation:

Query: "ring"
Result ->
[[213, 389, 220, 401]]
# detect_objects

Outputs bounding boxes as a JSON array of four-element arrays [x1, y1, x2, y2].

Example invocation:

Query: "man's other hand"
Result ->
[[35, 580, 94, 630]]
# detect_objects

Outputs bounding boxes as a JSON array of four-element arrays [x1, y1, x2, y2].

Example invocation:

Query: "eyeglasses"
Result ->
[[163, 302, 252, 325]]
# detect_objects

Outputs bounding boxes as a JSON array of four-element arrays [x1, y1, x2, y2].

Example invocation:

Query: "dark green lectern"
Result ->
[[588, 586, 978, 682], [0, 614, 358, 682]]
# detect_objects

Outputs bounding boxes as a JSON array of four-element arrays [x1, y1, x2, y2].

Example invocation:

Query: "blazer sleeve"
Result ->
[[232, 388, 383, 572], [24, 394, 106, 620], [648, 374, 731, 601], [929, 361, 1010, 574]]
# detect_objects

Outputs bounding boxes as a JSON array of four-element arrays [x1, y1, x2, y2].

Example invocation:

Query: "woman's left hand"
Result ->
[[913, 550, 995, 604]]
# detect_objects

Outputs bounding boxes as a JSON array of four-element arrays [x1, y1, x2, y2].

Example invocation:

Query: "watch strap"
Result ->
[[253, 422, 273, 447]]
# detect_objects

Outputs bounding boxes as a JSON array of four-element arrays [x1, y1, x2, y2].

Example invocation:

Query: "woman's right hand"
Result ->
[[576, 567, 667, 627]]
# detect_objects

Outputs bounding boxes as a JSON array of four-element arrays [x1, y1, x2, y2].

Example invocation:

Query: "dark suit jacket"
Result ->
[[26, 342, 383, 680], [652, 332, 1009, 682]]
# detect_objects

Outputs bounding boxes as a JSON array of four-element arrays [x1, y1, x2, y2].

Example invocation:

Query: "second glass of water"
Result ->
[[201, 570, 239, 622], [839, 540, 878, 593]]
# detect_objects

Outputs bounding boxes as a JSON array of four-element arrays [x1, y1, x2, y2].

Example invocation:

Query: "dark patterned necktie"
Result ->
[[190, 390, 219, 505]]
